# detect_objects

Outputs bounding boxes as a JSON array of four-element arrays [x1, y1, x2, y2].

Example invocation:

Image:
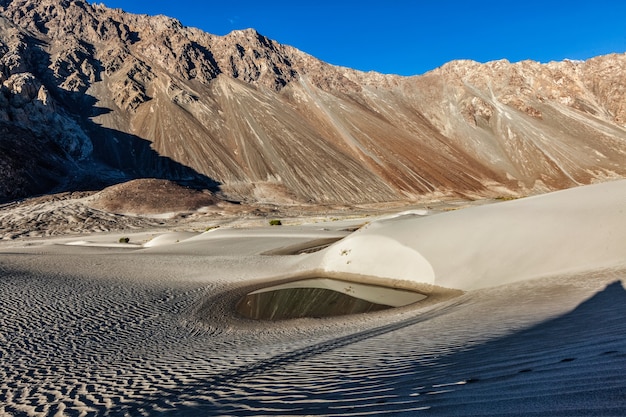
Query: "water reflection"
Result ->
[[237, 278, 426, 320]]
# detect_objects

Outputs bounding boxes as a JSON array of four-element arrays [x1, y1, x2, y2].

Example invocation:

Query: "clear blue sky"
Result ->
[[91, 0, 626, 76]]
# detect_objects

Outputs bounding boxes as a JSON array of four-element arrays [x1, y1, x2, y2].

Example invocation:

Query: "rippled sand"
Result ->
[[1, 181, 625, 416]]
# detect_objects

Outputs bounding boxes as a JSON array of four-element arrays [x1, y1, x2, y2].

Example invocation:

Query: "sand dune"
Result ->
[[0, 181, 625, 415], [312, 179, 626, 290]]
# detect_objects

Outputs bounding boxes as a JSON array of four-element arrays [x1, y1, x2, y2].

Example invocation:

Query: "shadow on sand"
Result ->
[[109, 280, 626, 416]]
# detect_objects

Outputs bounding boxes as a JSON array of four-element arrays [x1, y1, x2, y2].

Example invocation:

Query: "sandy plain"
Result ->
[[0, 180, 625, 416]]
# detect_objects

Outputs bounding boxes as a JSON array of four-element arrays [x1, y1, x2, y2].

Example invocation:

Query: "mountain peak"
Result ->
[[228, 28, 261, 36]]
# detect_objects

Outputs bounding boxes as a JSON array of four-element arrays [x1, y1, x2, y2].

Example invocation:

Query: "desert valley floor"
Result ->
[[1, 180, 625, 416]]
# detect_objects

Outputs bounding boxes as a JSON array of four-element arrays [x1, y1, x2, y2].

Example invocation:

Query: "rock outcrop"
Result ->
[[1, 0, 626, 204]]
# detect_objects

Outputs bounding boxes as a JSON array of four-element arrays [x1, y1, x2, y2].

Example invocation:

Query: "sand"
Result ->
[[0, 180, 625, 415], [310, 179, 626, 290]]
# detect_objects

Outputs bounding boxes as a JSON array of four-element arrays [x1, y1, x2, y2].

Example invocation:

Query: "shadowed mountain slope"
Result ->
[[1, 0, 626, 204]]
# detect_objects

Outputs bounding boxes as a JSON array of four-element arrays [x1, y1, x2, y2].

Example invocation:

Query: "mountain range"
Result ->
[[1, 0, 625, 205]]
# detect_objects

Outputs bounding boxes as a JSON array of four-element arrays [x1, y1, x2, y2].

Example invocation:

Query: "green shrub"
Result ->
[[269, 219, 282, 226]]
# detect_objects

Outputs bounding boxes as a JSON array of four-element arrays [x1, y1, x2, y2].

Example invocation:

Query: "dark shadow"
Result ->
[[418, 280, 626, 416], [0, 121, 71, 202], [77, 123, 221, 191], [102, 280, 626, 416], [88, 105, 113, 118]]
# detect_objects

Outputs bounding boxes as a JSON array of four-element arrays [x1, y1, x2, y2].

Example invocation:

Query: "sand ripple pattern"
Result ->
[[1, 265, 625, 416], [0, 196, 165, 240]]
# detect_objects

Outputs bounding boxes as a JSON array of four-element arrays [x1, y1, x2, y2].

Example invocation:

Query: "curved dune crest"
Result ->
[[312, 180, 626, 290], [317, 234, 436, 285], [142, 232, 200, 248]]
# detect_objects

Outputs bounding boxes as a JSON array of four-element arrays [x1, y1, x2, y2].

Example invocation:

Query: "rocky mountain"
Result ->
[[1, 0, 625, 205]]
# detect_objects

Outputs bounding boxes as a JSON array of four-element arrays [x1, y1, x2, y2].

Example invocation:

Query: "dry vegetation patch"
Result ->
[[89, 179, 219, 215]]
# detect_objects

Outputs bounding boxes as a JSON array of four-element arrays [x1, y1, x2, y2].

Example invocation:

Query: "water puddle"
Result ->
[[237, 278, 426, 320]]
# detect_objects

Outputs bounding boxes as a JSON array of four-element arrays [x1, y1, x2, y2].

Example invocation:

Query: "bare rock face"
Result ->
[[1, 0, 626, 205], [409, 58, 626, 191], [0, 121, 69, 201]]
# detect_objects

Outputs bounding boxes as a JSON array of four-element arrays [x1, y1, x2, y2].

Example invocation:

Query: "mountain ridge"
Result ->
[[1, 0, 625, 205]]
